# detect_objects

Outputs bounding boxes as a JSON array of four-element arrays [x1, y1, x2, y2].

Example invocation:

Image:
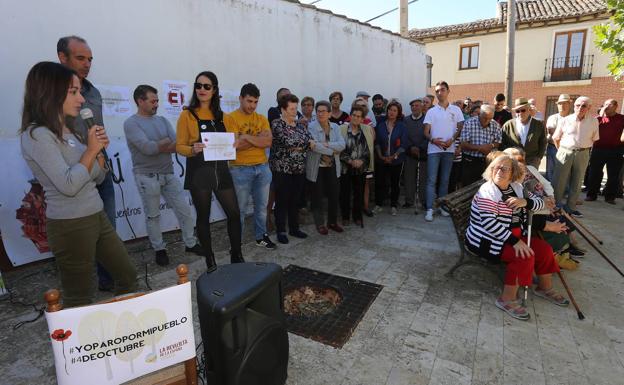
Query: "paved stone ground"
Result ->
[[1, 196, 623, 385]]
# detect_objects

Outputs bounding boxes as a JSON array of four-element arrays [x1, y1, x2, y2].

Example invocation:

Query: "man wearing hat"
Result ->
[[356, 91, 377, 127], [545, 94, 572, 181], [501, 97, 547, 168]]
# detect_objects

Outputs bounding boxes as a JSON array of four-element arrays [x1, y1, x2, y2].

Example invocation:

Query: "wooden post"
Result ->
[[399, 0, 408, 37], [504, 0, 516, 107], [176, 264, 197, 385]]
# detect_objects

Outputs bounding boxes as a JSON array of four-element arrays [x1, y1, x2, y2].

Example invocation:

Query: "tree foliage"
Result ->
[[594, 0, 624, 80]]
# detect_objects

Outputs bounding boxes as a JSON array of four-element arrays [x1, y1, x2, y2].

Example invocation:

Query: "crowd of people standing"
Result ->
[[18, 35, 624, 316]]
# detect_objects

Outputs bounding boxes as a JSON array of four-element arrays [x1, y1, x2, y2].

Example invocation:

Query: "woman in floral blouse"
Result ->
[[270, 93, 312, 244]]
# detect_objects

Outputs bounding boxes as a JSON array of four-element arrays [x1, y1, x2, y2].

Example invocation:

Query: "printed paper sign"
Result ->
[[162, 80, 189, 118], [201, 132, 236, 161], [95, 85, 132, 117], [45, 282, 195, 385]]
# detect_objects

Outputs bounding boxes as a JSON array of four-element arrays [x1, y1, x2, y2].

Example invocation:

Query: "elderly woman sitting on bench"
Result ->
[[465, 154, 569, 320]]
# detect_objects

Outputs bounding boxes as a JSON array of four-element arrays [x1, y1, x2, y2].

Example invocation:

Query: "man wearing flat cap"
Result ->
[[545, 94, 572, 181], [501, 97, 547, 168]]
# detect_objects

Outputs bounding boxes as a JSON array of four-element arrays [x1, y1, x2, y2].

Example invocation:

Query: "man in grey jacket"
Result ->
[[124, 85, 202, 266]]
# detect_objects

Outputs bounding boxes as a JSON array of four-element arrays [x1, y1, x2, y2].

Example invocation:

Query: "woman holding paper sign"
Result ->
[[176, 71, 242, 271], [19, 61, 137, 307]]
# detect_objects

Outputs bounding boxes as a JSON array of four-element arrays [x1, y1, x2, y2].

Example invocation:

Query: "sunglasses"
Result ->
[[194, 82, 213, 91], [514, 108, 527, 113]]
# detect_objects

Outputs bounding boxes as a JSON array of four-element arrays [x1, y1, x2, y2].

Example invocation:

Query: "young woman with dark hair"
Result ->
[[19, 61, 137, 307], [176, 71, 243, 270]]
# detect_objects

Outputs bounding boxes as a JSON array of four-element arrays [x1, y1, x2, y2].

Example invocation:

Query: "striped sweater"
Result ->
[[465, 181, 544, 257]]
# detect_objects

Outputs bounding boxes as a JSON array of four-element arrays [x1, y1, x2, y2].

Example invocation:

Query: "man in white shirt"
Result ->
[[552, 96, 599, 218], [423, 81, 464, 222], [545, 94, 572, 181]]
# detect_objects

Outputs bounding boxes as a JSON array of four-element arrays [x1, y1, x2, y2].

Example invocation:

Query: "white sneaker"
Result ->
[[425, 209, 434, 222], [440, 207, 450, 217], [391, 207, 398, 216], [373, 205, 383, 214]]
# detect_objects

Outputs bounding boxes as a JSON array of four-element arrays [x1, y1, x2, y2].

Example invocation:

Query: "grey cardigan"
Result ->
[[305, 121, 345, 182]]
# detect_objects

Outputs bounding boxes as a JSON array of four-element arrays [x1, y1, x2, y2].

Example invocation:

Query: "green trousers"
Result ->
[[47, 211, 137, 307]]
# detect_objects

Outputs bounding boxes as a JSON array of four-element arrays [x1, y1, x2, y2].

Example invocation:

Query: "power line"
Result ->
[[365, 0, 419, 24]]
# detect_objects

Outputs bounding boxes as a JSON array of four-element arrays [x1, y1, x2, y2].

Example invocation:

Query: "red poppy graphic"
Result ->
[[51, 329, 72, 375], [51, 329, 72, 342]]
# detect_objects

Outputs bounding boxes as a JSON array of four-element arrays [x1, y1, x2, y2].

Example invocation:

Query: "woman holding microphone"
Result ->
[[19, 61, 137, 307]]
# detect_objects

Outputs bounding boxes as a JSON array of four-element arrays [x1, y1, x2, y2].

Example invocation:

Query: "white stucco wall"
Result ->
[[0, 0, 426, 138], [425, 20, 612, 85]]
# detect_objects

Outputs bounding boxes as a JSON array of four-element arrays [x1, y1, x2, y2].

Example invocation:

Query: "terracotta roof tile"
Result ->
[[409, 0, 608, 40]]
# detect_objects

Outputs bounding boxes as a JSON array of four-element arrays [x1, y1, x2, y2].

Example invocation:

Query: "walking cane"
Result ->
[[561, 211, 624, 278], [564, 212, 603, 245], [523, 211, 533, 307], [556, 271, 585, 320]]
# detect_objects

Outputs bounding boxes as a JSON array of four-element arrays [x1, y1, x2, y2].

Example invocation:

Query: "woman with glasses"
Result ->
[[176, 71, 243, 271], [19, 62, 137, 307], [465, 154, 568, 321], [306, 100, 345, 234], [339, 105, 372, 226], [270, 93, 312, 244]]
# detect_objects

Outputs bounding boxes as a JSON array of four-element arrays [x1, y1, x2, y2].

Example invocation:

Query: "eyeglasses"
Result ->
[[514, 108, 527, 113], [194, 82, 213, 91], [493, 165, 511, 174]]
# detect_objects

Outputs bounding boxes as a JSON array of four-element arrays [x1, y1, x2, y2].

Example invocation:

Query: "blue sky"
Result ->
[[301, 0, 500, 32]]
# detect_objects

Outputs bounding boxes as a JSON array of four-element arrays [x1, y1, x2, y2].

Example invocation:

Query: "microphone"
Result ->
[[80, 108, 109, 171], [79, 108, 96, 130]]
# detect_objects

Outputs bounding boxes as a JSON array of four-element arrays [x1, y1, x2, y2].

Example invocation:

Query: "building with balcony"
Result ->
[[410, 0, 622, 117]]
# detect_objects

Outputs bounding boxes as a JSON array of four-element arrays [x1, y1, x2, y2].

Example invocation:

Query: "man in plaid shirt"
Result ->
[[459, 104, 502, 185]]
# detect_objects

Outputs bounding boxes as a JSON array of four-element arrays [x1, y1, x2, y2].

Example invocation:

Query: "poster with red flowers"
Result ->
[[45, 282, 195, 385]]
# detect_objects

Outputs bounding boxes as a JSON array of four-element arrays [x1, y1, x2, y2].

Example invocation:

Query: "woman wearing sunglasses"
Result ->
[[176, 71, 243, 271], [465, 154, 568, 321], [20, 62, 137, 307]]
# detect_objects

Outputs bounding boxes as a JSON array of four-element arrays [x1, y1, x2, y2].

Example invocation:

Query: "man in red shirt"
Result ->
[[586, 99, 624, 204]]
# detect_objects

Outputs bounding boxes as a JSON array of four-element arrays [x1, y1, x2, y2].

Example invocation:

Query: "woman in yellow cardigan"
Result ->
[[176, 71, 242, 270]]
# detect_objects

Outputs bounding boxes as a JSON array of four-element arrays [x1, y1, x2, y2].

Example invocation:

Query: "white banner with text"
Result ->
[[45, 282, 195, 385]]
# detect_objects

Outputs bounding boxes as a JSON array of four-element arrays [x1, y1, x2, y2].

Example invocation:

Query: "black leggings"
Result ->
[[190, 187, 241, 256]]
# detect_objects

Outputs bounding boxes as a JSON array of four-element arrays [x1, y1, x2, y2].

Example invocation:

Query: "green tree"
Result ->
[[594, 0, 624, 80]]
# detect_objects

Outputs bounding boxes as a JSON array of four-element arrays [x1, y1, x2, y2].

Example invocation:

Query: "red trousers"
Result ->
[[500, 228, 560, 286]]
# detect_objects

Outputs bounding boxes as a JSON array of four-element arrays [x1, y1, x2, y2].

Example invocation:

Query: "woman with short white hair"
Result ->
[[465, 154, 568, 320]]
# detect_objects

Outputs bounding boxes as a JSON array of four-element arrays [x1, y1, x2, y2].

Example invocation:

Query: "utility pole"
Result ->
[[400, 0, 408, 37], [504, 0, 515, 106]]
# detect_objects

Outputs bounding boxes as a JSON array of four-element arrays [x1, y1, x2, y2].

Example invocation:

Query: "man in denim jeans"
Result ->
[[228, 84, 276, 249], [423, 81, 464, 222], [124, 85, 203, 266]]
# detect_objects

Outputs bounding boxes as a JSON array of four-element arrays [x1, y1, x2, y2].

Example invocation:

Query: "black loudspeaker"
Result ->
[[196, 262, 289, 385]]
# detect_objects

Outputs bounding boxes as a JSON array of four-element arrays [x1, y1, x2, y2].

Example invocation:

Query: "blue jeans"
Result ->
[[134, 173, 197, 250], [96, 172, 115, 286], [230, 163, 272, 240], [545, 143, 557, 182], [425, 152, 454, 210]]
